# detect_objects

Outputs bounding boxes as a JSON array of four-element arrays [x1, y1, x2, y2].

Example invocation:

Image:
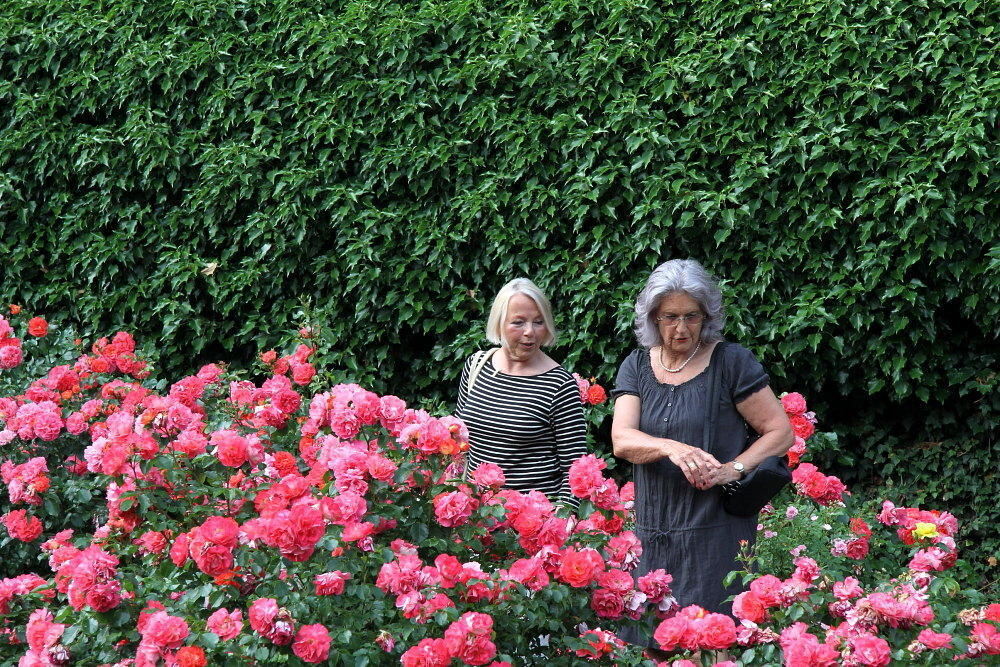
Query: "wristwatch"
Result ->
[[732, 460, 746, 478]]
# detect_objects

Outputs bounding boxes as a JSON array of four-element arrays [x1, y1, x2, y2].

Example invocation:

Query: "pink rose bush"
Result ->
[[0, 320, 994, 665], [0, 326, 669, 664], [724, 393, 998, 665]]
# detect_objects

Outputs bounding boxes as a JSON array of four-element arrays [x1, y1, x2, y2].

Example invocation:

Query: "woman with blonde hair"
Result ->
[[456, 278, 587, 504]]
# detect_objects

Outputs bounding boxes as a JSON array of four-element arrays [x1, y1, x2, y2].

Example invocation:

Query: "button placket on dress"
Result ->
[[663, 385, 677, 421]]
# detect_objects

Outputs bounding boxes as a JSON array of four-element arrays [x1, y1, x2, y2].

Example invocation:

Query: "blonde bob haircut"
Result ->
[[485, 278, 557, 347]]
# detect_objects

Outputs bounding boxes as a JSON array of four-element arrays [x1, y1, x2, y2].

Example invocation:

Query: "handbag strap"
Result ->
[[701, 341, 728, 456], [462, 348, 498, 483], [466, 348, 498, 395]]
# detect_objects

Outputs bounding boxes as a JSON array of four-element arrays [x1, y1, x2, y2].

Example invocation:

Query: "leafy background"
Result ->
[[1, 0, 997, 586]]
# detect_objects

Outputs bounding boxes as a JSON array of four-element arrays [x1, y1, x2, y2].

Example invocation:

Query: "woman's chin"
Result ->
[[507, 346, 538, 362], [665, 340, 693, 354]]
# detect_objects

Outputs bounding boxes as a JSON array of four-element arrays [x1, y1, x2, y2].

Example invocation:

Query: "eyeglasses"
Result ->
[[655, 313, 705, 326]]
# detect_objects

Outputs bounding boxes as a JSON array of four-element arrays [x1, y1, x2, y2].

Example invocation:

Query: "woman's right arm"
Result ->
[[611, 395, 721, 489], [611, 395, 668, 463]]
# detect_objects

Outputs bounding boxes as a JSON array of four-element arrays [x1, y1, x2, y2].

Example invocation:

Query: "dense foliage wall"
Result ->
[[1, 0, 997, 578]]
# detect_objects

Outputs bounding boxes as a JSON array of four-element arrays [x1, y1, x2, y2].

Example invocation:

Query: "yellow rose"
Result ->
[[913, 522, 939, 539]]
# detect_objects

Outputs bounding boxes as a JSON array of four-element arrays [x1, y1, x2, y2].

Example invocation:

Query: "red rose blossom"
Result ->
[[175, 645, 207, 667], [27, 317, 48, 337], [558, 548, 605, 588]]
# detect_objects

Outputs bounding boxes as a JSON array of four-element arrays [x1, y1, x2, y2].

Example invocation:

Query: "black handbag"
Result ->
[[704, 343, 791, 517], [720, 456, 791, 517]]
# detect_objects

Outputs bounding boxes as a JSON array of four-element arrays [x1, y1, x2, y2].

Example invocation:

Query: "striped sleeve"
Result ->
[[456, 355, 472, 417], [549, 375, 588, 505]]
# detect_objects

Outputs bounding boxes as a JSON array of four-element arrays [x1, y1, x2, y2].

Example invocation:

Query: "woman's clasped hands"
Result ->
[[662, 442, 740, 490]]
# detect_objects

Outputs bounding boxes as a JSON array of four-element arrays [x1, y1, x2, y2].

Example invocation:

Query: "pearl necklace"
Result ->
[[658, 341, 702, 373]]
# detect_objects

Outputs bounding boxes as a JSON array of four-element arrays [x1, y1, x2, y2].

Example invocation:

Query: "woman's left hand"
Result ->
[[705, 462, 743, 488]]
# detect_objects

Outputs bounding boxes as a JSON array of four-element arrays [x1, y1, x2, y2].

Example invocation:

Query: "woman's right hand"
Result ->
[[661, 441, 722, 490]]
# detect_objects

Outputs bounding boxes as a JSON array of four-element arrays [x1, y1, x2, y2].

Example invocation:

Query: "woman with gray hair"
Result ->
[[611, 259, 792, 652], [456, 278, 587, 504]]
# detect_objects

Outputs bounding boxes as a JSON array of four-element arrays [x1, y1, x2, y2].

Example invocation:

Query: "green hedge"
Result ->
[[2, 0, 997, 582]]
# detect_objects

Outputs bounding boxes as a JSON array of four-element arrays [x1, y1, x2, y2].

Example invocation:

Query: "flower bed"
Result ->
[[0, 311, 996, 666]]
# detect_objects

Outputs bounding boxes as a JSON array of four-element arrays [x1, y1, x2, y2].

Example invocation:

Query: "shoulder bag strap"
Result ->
[[462, 348, 498, 483], [702, 342, 727, 455], [466, 348, 498, 395]]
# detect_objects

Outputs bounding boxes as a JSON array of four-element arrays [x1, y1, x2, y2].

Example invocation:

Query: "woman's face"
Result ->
[[655, 292, 704, 355], [502, 293, 548, 362]]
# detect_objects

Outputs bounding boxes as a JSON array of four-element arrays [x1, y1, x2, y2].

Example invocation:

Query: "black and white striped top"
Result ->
[[456, 354, 588, 504]]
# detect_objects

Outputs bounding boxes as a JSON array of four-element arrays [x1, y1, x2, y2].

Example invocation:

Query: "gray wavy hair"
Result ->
[[633, 259, 725, 348]]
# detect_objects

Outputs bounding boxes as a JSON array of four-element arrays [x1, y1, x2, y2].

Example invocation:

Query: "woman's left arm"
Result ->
[[551, 379, 589, 506], [707, 385, 794, 487]]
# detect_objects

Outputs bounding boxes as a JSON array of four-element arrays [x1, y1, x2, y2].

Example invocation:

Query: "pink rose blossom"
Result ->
[[637, 569, 673, 603], [2, 509, 43, 542], [206, 608, 243, 641], [696, 612, 737, 649], [291, 363, 316, 386], [25, 608, 66, 652], [915, 628, 951, 649], [568, 454, 606, 499], [653, 615, 691, 652], [401, 637, 451, 666], [212, 429, 249, 467], [833, 577, 864, 600], [733, 591, 769, 624], [432, 490, 477, 528], [0, 343, 23, 369], [140, 611, 189, 649], [292, 623, 331, 663], [781, 392, 808, 415], [248, 597, 279, 636], [314, 571, 352, 596], [849, 633, 891, 666], [590, 588, 625, 618], [504, 557, 550, 591], [557, 548, 605, 588], [471, 462, 506, 490]]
